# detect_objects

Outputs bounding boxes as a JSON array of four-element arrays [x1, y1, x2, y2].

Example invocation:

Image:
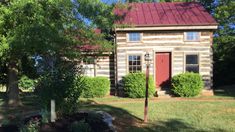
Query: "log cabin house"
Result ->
[[82, 2, 218, 96]]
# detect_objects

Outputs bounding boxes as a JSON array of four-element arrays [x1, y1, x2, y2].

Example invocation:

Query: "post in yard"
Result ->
[[51, 100, 56, 122], [144, 52, 151, 123]]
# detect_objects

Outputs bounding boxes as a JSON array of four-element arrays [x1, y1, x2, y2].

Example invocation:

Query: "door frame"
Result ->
[[153, 50, 173, 89]]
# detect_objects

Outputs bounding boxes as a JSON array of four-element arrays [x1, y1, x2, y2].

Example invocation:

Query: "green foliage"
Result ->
[[0, 59, 7, 85], [20, 56, 38, 79], [20, 119, 40, 132], [171, 72, 204, 97], [75, 76, 110, 98], [19, 75, 35, 90], [69, 120, 91, 132], [0, 0, 115, 102], [35, 61, 77, 112], [123, 72, 155, 98], [213, 1, 235, 86]]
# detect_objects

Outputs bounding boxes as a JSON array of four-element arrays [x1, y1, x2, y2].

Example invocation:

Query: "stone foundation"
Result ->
[[201, 89, 214, 96]]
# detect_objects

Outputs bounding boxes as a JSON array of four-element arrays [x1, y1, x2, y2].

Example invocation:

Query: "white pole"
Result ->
[[51, 100, 56, 122]]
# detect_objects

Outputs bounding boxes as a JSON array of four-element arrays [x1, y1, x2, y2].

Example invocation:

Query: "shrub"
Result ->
[[75, 76, 110, 98], [171, 72, 204, 97], [123, 72, 155, 98], [19, 75, 36, 91]]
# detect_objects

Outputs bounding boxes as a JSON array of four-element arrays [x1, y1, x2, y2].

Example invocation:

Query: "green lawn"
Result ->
[[79, 97, 235, 132], [0, 86, 235, 132]]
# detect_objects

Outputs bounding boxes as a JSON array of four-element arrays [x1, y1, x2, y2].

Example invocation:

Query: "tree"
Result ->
[[0, 0, 115, 106], [213, 0, 235, 86]]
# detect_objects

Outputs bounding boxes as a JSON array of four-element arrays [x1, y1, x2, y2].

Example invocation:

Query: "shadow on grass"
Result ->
[[0, 92, 40, 126], [214, 85, 235, 98], [79, 100, 223, 132], [0, 92, 39, 106]]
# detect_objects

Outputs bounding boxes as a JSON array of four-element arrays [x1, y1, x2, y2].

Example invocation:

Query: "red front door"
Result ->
[[155, 52, 171, 88]]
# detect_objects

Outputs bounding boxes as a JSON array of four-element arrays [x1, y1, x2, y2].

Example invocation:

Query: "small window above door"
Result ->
[[185, 32, 200, 41]]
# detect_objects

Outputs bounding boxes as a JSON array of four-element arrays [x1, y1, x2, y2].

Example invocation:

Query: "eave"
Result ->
[[115, 24, 218, 31]]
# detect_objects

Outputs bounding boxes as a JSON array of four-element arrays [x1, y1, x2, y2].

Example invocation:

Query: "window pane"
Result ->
[[133, 55, 137, 61], [133, 61, 137, 65], [186, 55, 198, 64], [186, 65, 199, 73], [186, 32, 199, 41], [129, 67, 133, 72], [129, 33, 140, 42], [137, 66, 142, 71]]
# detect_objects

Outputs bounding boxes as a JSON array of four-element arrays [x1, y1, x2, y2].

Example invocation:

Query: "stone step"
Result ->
[[157, 90, 172, 97]]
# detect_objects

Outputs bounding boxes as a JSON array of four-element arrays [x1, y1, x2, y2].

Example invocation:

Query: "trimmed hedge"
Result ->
[[171, 72, 204, 97], [76, 76, 110, 98], [123, 72, 156, 98]]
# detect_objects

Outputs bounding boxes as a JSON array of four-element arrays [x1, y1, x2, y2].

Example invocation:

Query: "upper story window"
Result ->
[[128, 55, 142, 73], [185, 32, 200, 41], [185, 54, 199, 73], [128, 33, 141, 42]]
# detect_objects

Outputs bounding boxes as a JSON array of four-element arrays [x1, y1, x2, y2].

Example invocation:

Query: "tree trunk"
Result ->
[[7, 59, 21, 106]]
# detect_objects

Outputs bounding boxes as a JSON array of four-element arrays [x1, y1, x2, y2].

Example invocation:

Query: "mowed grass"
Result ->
[[79, 98, 235, 132], [0, 85, 235, 131]]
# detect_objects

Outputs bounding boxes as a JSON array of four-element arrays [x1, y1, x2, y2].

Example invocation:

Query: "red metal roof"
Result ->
[[114, 2, 217, 26]]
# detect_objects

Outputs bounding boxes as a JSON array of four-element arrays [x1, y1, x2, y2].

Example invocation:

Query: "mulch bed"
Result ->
[[0, 112, 114, 132]]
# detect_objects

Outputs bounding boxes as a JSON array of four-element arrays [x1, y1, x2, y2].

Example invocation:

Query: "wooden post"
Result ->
[[144, 63, 150, 123]]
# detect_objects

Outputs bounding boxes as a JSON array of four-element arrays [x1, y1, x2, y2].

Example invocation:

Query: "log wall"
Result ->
[[115, 30, 213, 91]]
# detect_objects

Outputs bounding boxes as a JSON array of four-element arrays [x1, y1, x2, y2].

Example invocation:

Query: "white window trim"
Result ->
[[126, 54, 143, 73], [184, 32, 201, 42], [184, 53, 201, 73], [126, 32, 143, 43]]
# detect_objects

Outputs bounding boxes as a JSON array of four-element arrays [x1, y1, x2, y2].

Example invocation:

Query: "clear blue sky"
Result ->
[[101, 0, 118, 4]]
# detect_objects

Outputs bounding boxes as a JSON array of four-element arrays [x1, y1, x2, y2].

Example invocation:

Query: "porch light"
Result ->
[[144, 52, 152, 64], [144, 52, 152, 123]]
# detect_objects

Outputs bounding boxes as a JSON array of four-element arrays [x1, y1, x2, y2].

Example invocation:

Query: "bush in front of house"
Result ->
[[75, 76, 110, 98], [19, 75, 36, 91], [123, 72, 156, 98], [171, 72, 204, 97]]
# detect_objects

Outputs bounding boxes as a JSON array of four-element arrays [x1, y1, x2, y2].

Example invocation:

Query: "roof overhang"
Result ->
[[115, 25, 218, 31]]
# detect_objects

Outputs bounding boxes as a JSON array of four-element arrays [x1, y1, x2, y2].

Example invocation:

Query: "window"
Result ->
[[185, 32, 200, 41], [185, 54, 199, 73], [128, 33, 141, 42], [128, 55, 142, 73]]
